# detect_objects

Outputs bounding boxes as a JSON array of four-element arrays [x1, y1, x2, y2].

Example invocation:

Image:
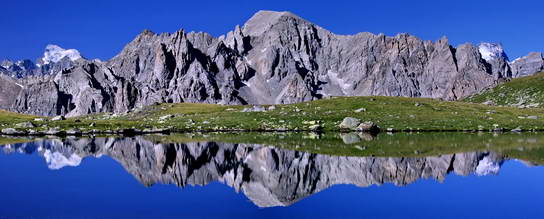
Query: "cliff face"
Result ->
[[2, 136, 507, 207], [511, 52, 544, 78], [2, 10, 538, 116], [0, 75, 22, 108]]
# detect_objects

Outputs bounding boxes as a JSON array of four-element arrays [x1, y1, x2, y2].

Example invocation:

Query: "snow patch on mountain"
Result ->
[[478, 43, 508, 62], [42, 44, 82, 64]]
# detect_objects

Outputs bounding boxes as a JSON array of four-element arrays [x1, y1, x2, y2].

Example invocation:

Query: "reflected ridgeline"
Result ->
[[1, 133, 542, 207]]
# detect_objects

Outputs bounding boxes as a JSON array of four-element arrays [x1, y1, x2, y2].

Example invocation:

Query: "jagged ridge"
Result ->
[[1, 10, 542, 116]]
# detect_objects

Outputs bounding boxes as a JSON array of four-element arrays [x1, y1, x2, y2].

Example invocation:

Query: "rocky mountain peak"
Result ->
[[134, 29, 158, 41], [42, 44, 82, 65], [438, 36, 450, 44], [478, 42, 508, 62], [243, 10, 307, 36], [141, 29, 155, 35], [1, 60, 13, 69], [15, 60, 37, 71], [1, 59, 36, 75]]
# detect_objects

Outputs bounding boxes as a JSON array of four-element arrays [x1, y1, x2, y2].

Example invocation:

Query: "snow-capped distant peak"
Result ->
[[475, 156, 500, 176], [42, 44, 82, 65], [43, 150, 82, 170], [478, 42, 508, 62]]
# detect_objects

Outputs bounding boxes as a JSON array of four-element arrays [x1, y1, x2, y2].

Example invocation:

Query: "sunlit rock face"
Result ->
[[511, 52, 544, 78], [5, 10, 540, 116], [1, 136, 511, 207]]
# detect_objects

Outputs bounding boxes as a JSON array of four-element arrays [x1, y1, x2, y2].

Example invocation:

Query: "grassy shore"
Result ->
[[0, 110, 39, 124], [1, 96, 544, 134], [465, 72, 544, 107]]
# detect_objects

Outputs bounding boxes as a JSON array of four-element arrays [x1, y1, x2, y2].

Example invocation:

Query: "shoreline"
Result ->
[[3, 131, 544, 160], [1, 127, 543, 137]]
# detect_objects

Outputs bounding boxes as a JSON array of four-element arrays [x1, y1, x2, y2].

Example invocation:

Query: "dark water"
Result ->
[[1, 132, 544, 218]]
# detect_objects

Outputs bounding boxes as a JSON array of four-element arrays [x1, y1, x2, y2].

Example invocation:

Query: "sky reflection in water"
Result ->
[[0, 133, 544, 218]]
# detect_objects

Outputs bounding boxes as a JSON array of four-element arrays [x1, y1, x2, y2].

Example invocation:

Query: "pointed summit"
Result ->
[[243, 10, 306, 36], [136, 29, 157, 39], [251, 10, 301, 19]]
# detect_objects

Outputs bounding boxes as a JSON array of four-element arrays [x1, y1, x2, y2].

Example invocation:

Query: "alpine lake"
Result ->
[[1, 131, 544, 218]]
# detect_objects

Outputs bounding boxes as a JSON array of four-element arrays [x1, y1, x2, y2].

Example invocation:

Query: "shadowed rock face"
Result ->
[[2, 10, 530, 116], [1, 136, 508, 207], [0, 75, 22, 109]]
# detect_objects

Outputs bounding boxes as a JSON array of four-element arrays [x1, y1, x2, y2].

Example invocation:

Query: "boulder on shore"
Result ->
[[159, 115, 175, 120], [308, 124, 322, 132], [51, 116, 66, 121], [356, 121, 380, 133], [1, 128, 24, 135], [338, 117, 361, 130], [15, 122, 35, 128]]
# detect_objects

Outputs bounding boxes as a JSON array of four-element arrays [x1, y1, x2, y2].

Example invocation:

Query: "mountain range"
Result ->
[[1, 10, 543, 116]]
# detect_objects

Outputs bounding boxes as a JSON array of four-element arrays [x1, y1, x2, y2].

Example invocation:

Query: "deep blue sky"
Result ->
[[1, 0, 542, 61]]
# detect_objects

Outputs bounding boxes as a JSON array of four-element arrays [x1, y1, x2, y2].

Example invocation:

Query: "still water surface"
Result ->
[[1, 132, 544, 218]]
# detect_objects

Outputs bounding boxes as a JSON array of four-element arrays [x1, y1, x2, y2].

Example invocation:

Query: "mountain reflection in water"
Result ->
[[1, 132, 543, 208]]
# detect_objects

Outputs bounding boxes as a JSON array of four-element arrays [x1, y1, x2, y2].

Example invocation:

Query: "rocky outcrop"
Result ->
[[0, 74, 23, 109], [478, 43, 511, 78], [1, 11, 541, 116], [1, 136, 508, 207], [511, 52, 544, 78]]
